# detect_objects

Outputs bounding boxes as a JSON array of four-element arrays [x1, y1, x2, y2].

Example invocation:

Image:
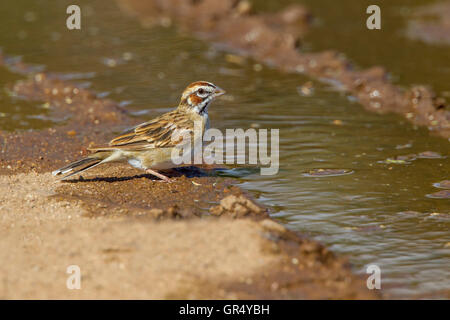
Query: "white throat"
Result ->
[[189, 96, 212, 115]]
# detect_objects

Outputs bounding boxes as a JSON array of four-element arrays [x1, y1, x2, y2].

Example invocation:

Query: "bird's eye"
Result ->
[[198, 88, 205, 95]]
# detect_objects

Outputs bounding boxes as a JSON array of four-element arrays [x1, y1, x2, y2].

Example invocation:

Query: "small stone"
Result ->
[[242, 197, 262, 213], [220, 195, 238, 211], [260, 219, 287, 234], [149, 209, 164, 219], [233, 203, 249, 217], [209, 205, 223, 216]]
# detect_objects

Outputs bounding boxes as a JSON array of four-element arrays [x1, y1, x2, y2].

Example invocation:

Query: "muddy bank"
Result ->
[[0, 55, 133, 174], [0, 53, 376, 299], [116, 0, 450, 139], [0, 173, 376, 299], [406, 2, 450, 46]]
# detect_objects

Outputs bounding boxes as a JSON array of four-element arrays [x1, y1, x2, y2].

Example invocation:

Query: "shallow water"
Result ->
[[0, 0, 449, 297]]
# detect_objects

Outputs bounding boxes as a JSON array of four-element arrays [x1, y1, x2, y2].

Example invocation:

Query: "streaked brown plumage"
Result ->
[[52, 81, 225, 181]]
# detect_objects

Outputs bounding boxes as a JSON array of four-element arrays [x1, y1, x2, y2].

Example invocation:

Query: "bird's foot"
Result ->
[[145, 169, 171, 182]]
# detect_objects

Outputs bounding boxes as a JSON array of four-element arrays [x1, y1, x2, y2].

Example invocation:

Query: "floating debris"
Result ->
[[303, 168, 353, 177], [40, 102, 51, 109], [417, 151, 443, 159], [253, 64, 263, 72], [426, 190, 450, 199], [395, 154, 417, 161], [225, 54, 246, 65], [396, 143, 412, 149], [297, 81, 314, 96], [101, 55, 131, 68], [331, 119, 343, 126], [122, 52, 133, 61], [398, 211, 422, 216], [101, 57, 119, 68], [383, 158, 407, 164], [433, 180, 450, 189]]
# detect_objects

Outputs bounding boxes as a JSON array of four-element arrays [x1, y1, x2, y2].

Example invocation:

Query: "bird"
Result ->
[[52, 81, 225, 182]]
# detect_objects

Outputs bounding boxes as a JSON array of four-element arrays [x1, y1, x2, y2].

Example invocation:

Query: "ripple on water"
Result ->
[[302, 168, 354, 177], [417, 151, 444, 159]]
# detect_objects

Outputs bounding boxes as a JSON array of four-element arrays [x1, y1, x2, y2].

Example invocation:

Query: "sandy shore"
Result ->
[[0, 172, 376, 299]]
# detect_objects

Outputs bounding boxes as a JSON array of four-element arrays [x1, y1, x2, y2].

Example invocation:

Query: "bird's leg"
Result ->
[[145, 169, 171, 182]]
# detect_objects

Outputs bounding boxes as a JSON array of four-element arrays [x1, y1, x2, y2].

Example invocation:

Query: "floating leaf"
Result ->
[[385, 158, 407, 164]]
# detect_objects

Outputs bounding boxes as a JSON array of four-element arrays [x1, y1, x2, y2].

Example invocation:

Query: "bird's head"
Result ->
[[178, 81, 225, 115]]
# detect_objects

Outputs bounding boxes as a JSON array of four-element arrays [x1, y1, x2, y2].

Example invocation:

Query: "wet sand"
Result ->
[[0, 53, 376, 299], [0, 172, 376, 299]]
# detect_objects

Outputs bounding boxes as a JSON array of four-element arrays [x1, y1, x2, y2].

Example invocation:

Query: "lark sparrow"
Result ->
[[52, 81, 225, 181]]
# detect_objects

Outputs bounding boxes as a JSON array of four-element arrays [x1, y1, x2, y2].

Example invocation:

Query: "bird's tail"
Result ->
[[52, 152, 110, 180]]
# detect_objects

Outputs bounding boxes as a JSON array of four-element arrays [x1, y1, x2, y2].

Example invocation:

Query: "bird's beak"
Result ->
[[213, 86, 226, 97]]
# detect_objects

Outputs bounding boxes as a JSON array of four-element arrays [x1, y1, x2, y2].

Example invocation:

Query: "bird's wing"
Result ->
[[89, 110, 195, 151]]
